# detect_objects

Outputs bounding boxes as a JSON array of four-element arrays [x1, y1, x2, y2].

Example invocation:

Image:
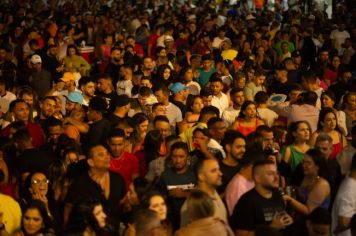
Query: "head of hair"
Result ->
[[78, 198, 105, 232], [230, 88, 244, 97], [286, 121, 311, 144], [200, 87, 213, 98], [198, 106, 219, 122], [321, 90, 336, 104], [9, 99, 29, 113], [186, 189, 215, 221], [317, 107, 338, 131], [107, 128, 126, 140], [140, 191, 165, 210], [221, 130, 245, 153], [78, 76, 96, 87], [315, 133, 333, 146], [254, 91, 269, 105], [133, 209, 161, 236], [193, 127, 210, 139], [132, 177, 152, 202], [132, 112, 149, 126], [170, 141, 189, 156], [238, 101, 257, 119], [239, 145, 266, 168], [143, 130, 163, 165], [307, 207, 331, 225], [22, 200, 53, 232], [154, 84, 170, 96], [138, 86, 152, 97], [299, 91, 318, 106], [252, 159, 276, 176], [305, 148, 328, 179], [66, 44, 78, 55], [153, 115, 170, 126], [152, 102, 165, 113], [207, 117, 224, 129]]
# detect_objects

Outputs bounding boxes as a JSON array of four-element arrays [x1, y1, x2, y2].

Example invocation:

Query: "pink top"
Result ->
[[225, 174, 255, 216]]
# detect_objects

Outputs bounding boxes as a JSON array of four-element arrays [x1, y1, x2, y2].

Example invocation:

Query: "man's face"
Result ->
[[65, 100, 76, 114], [319, 51, 329, 62], [202, 60, 212, 71], [255, 164, 279, 191], [202, 95, 212, 107], [171, 148, 188, 171], [200, 159, 222, 188], [210, 82, 223, 96], [82, 82, 96, 97], [232, 92, 245, 107], [48, 125, 62, 143], [154, 90, 167, 103], [210, 121, 227, 141], [48, 47, 58, 57], [140, 79, 152, 88], [138, 95, 149, 106], [261, 131, 274, 150], [89, 146, 111, 170], [108, 137, 125, 157], [111, 49, 121, 61], [13, 102, 30, 122], [315, 140, 333, 159], [41, 98, 56, 118], [97, 79, 109, 92], [228, 138, 246, 161], [254, 75, 266, 86], [143, 58, 153, 71], [126, 38, 135, 46], [153, 105, 166, 117], [155, 121, 171, 139]]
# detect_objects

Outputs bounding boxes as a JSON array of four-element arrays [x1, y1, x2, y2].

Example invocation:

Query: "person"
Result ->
[[231, 101, 264, 137], [86, 96, 111, 150], [332, 153, 356, 236], [337, 125, 356, 175], [78, 199, 115, 236], [342, 92, 356, 135], [274, 91, 320, 132], [306, 208, 331, 236], [64, 145, 126, 231], [79, 76, 96, 107], [159, 142, 196, 230], [107, 128, 139, 188], [231, 159, 294, 235], [131, 112, 149, 152], [108, 94, 131, 129], [222, 88, 245, 128], [283, 149, 331, 214], [320, 90, 348, 136], [34, 96, 57, 128], [210, 77, 229, 116], [180, 158, 228, 227], [269, 66, 294, 96], [197, 54, 216, 87], [255, 91, 279, 127], [218, 130, 246, 194], [0, 79, 16, 115], [179, 95, 204, 133], [282, 121, 311, 173], [190, 127, 224, 161], [154, 84, 182, 127], [14, 200, 55, 236], [175, 190, 234, 236], [243, 68, 266, 101], [133, 209, 163, 236], [117, 64, 134, 97], [169, 82, 188, 117], [28, 54, 52, 99], [0, 192, 22, 235], [181, 66, 201, 96], [63, 45, 91, 76], [310, 108, 347, 160], [323, 55, 341, 87]]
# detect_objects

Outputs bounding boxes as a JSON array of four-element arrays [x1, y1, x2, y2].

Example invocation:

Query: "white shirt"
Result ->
[[212, 93, 229, 117], [222, 107, 240, 127], [0, 91, 16, 113], [337, 145, 356, 175], [166, 102, 182, 126], [116, 80, 133, 97], [330, 30, 350, 54], [212, 36, 229, 49], [257, 107, 279, 127], [332, 177, 356, 236]]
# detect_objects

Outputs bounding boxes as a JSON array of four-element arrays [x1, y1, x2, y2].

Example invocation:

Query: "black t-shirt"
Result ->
[[269, 81, 293, 96], [65, 171, 126, 231], [85, 118, 111, 150], [217, 160, 240, 194], [231, 188, 285, 231]]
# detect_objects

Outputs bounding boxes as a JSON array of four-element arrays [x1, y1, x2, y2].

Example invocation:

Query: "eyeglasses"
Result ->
[[32, 179, 49, 185]]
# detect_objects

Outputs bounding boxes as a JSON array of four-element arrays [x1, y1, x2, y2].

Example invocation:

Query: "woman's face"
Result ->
[[294, 122, 310, 141], [23, 208, 43, 235], [322, 112, 337, 130], [30, 173, 48, 197], [346, 95, 356, 110], [184, 69, 193, 82], [22, 94, 34, 106], [159, 49, 166, 57], [332, 56, 340, 68], [193, 131, 209, 147], [163, 68, 171, 80], [149, 195, 167, 221], [243, 104, 256, 119], [321, 95, 334, 108], [138, 120, 149, 133], [302, 155, 318, 177], [68, 48, 76, 56], [191, 97, 204, 113], [127, 183, 140, 206], [93, 204, 107, 228]]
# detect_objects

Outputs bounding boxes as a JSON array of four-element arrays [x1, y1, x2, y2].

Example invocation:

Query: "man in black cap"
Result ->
[[291, 50, 302, 69], [86, 96, 111, 150], [107, 94, 131, 128]]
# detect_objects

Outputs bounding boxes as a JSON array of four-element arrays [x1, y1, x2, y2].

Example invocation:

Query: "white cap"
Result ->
[[30, 54, 42, 64]]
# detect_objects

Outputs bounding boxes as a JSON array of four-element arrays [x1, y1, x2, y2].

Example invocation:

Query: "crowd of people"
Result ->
[[0, 0, 355, 235]]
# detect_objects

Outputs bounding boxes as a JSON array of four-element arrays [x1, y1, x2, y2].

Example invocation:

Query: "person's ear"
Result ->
[[87, 158, 94, 167]]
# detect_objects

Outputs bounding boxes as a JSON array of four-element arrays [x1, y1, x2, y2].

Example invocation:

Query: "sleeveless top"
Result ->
[[236, 118, 260, 137], [282, 145, 304, 172], [298, 186, 330, 210]]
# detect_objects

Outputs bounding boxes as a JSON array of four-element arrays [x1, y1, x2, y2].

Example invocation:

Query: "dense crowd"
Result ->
[[0, 0, 355, 235]]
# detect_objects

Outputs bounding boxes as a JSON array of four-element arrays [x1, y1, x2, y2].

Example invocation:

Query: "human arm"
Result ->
[[309, 132, 319, 147], [64, 116, 89, 134], [282, 146, 292, 164]]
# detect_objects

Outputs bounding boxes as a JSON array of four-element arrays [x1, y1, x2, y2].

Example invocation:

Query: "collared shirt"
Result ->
[[212, 92, 229, 117]]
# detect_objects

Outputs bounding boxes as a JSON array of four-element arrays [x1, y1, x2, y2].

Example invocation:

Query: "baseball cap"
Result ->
[[60, 72, 75, 82], [30, 54, 42, 64], [65, 91, 83, 104], [112, 94, 131, 108], [169, 82, 187, 94]]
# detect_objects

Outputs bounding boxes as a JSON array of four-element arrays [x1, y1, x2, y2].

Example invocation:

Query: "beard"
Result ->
[[261, 183, 279, 192]]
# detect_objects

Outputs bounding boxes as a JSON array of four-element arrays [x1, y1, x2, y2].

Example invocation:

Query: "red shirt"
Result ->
[[109, 152, 139, 188], [134, 43, 144, 57], [0, 122, 45, 148], [148, 33, 160, 58]]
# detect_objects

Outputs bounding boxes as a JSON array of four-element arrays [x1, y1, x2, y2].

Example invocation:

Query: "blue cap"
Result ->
[[65, 91, 83, 104], [169, 82, 187, 94]]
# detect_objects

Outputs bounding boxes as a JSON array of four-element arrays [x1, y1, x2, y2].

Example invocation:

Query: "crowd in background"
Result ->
[[0, 0, 355, 235]]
